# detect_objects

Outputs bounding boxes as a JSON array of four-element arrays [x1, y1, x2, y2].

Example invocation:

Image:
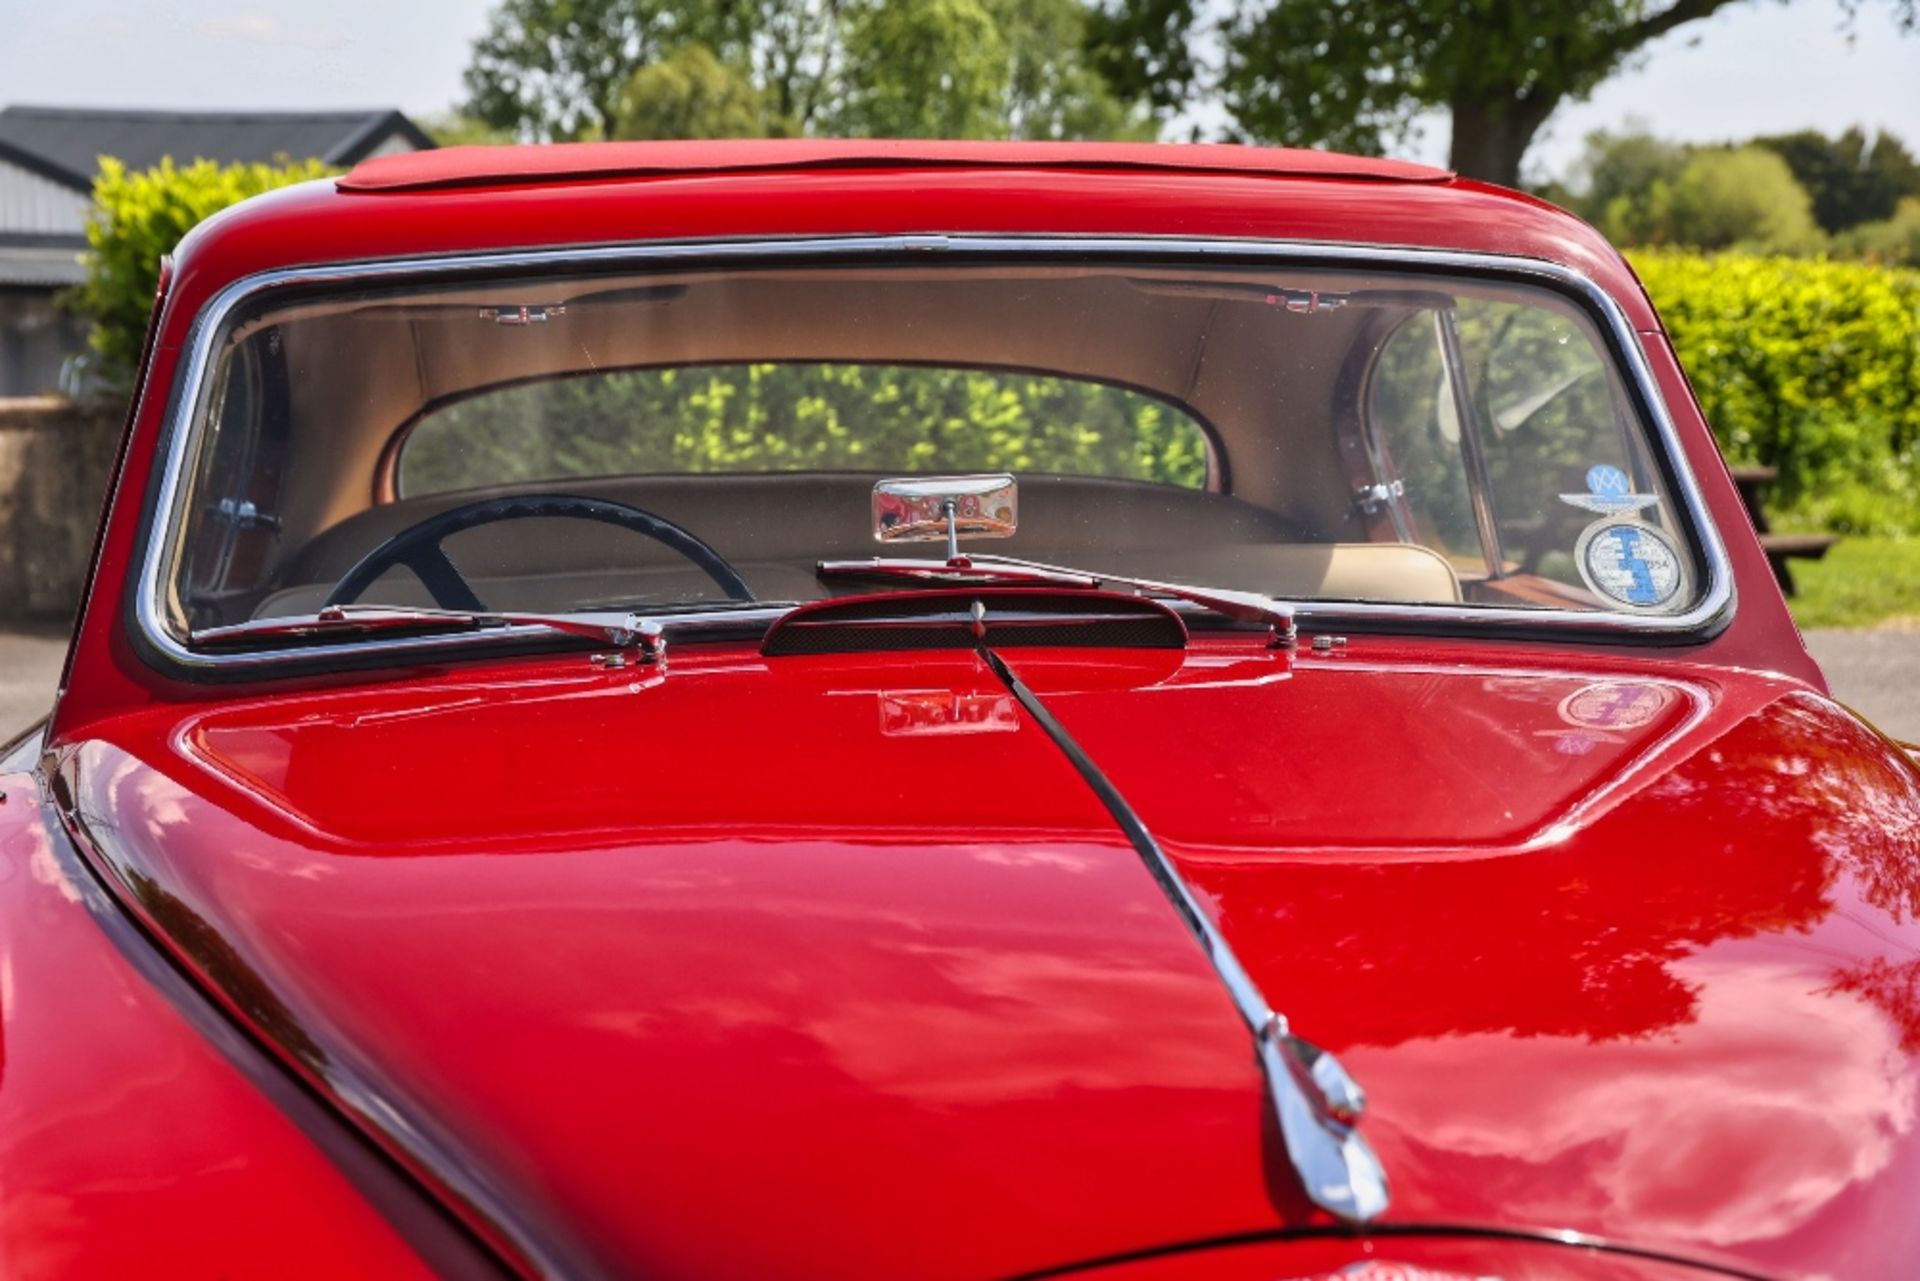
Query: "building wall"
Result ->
[[0, 290, 89, 396], [0, 395, 123, 620], [0, 159, 90, 236]]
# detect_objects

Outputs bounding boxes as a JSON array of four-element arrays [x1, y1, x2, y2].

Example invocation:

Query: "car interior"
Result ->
[[165, 261, 1686, 636]]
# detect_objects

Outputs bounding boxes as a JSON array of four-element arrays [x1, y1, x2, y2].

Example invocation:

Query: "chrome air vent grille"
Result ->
[[761, 589, 1187, 657]]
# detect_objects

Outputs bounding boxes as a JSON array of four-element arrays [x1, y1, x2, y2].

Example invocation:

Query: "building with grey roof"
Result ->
[[0, 106, 432, 395]]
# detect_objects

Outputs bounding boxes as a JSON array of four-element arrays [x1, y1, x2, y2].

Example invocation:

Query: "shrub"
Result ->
[[67, 156, 334, 390], [1631, 250, 1920, 532], [1837, 197, 1920, 267], [1603, 147, 1824, 254]]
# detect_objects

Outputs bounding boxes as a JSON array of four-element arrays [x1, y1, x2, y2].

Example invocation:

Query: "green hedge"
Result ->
[[1631, 250, 1920, 533], [68, 156, 333, 390]]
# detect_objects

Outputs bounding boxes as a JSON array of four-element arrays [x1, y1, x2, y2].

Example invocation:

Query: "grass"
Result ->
[[1787, 536, 1920, 630]]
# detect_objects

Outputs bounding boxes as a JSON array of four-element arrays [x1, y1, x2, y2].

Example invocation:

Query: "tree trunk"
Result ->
[[1446, 91, 1559, 189]]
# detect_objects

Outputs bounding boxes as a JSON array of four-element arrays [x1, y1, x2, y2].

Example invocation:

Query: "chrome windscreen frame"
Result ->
[[132, 234, 1736, 676]]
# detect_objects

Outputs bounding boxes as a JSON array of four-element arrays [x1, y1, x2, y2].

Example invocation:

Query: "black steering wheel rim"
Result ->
[[322, 493, 755, 611]]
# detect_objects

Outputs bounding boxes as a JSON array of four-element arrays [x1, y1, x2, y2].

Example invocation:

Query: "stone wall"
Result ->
[[0, 396, 124, 620]]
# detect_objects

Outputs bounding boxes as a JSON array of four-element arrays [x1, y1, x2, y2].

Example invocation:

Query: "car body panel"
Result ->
[[46, 637, 1920, 1280], [0, 775, 455, 1279]]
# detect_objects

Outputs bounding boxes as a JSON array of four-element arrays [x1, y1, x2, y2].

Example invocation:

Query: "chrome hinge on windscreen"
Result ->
[[1263, 286, 1350, 315]]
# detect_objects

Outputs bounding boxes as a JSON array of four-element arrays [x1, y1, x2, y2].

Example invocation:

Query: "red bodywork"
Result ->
[[6, 142, 1914, 1280]]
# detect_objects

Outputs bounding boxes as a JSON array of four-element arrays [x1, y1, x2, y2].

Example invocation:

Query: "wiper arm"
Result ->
[[816, 554, 1296, 647], [191, 604, 668, 659]]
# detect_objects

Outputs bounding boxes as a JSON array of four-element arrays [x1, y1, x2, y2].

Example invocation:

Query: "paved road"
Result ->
[[1803, 628, 1920, 743], [3, 624, 1918, 746]]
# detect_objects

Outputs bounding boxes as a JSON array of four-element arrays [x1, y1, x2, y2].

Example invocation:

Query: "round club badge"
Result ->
[[1574, 518, 1685, 610], [1559, 680, 1674, 731]]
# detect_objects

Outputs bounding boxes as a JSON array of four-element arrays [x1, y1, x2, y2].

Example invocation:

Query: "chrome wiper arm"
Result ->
[[816, 554, 1296, 647], [191, 604, 668, 658]]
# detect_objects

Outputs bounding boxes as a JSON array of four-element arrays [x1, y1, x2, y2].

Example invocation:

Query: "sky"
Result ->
[[2, 0, 1917, 186]]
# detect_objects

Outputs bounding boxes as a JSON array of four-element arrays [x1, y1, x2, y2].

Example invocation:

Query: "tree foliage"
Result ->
[[399, 363, 1209, 495], [1634, 249, 1920, 532], [1754, 127, 1920, 233], [612, 44, 784, 139], [1598, 146, 1822, 253], [464, 0, 1142, 142], [1098, 0, 1761, 183], [1096, 0, 1917, 187], [834, 0, 1012, 139], [69, 156, 333, 390], [463, 0, 745, 141]]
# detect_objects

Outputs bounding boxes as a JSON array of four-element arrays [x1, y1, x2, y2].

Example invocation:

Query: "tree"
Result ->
[[612, 44, 786, 139], [1754, 128, 1920, 232], [463, 0, 1145, 143], [463, 0, 749, 141], [1598, 146, 1822, 252], [991, 0, 1150, 140], [1568, 125, 1690, 222], [1093, 0, 1919, 188], [833, 0, 1013, 138]]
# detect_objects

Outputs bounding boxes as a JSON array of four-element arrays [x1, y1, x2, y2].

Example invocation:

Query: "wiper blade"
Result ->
[[191, 604, 668, 657], [816, 554, 1296, 647]]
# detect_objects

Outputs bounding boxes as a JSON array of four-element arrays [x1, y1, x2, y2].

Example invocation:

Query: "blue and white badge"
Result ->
[[1560, 464, 1659, 516], [1575, 518, 1685, 610]]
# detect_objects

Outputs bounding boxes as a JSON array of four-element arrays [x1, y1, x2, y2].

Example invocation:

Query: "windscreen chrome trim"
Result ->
[[134, 234, 1735, 674]]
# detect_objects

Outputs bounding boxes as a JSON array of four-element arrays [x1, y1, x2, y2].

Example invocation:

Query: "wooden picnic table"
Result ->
[[1727, 465, 1838, 596]]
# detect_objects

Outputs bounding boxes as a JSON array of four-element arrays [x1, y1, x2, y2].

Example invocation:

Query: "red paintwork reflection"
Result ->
[[0, 776, 437, 1279], [46, 638, 1920, 1279], [1021, 641, 1920, 1281], [58, 651, 1288, 1280]]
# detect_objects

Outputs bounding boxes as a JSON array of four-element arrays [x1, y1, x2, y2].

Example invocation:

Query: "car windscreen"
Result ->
[[154, 257, 1709, 642]]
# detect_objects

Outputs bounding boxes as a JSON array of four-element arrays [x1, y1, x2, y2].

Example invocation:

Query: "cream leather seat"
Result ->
[[254, 475, 1463, 617]]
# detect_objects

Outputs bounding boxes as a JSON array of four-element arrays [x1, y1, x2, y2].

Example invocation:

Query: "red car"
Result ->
[[3, 140, 1917, 1281]]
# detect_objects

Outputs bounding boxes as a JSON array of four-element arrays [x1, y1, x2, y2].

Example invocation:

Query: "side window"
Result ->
[[1368, 301, 1670, 598], [1366, 314, 1479, 565]]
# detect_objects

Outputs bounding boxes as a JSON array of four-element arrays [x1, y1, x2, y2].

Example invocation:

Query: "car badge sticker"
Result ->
[[1560, 463, 1659, 515], [1559, 680, 1674, 731], [1574, 517, 1685, 610]]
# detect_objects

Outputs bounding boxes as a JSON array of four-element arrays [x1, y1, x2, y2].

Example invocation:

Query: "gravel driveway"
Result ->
[[3, 625, 1918, 747], [1803, 628, 1920, 743]]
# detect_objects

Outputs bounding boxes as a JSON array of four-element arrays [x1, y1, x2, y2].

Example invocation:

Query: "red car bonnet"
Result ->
[[53, 636, 1920, 1280]]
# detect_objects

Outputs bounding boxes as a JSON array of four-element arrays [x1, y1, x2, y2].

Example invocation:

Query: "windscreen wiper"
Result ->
[[192, 604, 670, 658], [816, 554, 1296, 647]]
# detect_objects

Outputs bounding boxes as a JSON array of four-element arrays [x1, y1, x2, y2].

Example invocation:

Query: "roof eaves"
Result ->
[[323, 110, 424, 165], [0, 134, 90, 192]]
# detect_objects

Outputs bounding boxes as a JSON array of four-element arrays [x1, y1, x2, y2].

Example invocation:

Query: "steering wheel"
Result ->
[[323, 493, 755, 611]]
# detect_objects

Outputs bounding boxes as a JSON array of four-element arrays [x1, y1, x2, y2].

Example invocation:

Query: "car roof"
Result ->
[[169, 141, 1656, 334], [339, 139, 1454, 192]]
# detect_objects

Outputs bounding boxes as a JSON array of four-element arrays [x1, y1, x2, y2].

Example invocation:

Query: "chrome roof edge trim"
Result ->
[[134, 234, 1735, 674]]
